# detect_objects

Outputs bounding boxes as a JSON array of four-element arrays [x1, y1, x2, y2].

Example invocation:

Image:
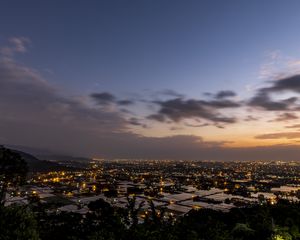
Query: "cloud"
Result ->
[[244, 115, 259, 121], [203, 90, 237, 99], [0, 53, 237, 159], [0, 37, 30, 57], [146, 74, 300, 125], [148, 97, 239, 124], [0, 54, 130, 154], [169, 126, 184, 131], [94, 135, 300, 161], [286, 124, 300, 129], [271, 112, 298, 122], [257, 50, 300, 80], [255, 132, 300, 139], [88, 75, 300, 131], [4, 38, 300, 160], [0, 40, 230, 159], [248, 91, 297, 111], [90, 92, 135, 107], [117, 100, 134, 106], [99, 134, 227, 159], [9, 37, 30, 53], [127, 117, 147, 128], [147, 114, 166, 122], [248, 75, 300, 111], [2, 56, 300, 161], [90, 92, 116, 105], [159, 89, 185, 98], [215, 90, 237, 99], [204, 99, 240, 108], [184, 122, 210, 128], [266, 74, 300, 93], [88, 74, 300, 130]]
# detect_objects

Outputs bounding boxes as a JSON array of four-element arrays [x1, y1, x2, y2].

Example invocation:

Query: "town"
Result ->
[[6, 159, 300, 220]]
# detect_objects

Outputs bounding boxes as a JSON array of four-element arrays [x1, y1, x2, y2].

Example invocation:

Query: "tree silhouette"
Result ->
[[148, 199, 166, 225], [127, 196, 144, 227], [0, 205, 39, 240], [0, 146, 28, 205]]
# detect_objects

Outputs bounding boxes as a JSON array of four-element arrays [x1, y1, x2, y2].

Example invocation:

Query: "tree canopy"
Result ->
[[0, 146, 28, 205]]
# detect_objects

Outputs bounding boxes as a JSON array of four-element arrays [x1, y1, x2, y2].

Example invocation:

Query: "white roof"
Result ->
[[39, 193, 55, 199], [251, 192, 276, 199], [167, 204, 191, 214], [181, 200, 234, 212], [161, 193, 195, 202], [194, 188, 223, 196], [272, 186, 300, 193], [58, 204, 89, 214], [76, 194, 106, 204]]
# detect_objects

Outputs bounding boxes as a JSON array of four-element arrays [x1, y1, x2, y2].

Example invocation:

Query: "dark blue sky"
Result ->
[[2, 0, 300, 97]]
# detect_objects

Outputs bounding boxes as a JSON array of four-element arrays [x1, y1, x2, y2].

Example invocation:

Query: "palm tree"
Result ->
[[126, 195, 144, 227]]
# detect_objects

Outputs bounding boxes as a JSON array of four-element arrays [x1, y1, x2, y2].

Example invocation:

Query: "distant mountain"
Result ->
[[5, 144, 55, 157], [6, 144, 90, 163], [38, 154, 90, 163], [9, 148, 80, 172], [13, 149, 40, 164]]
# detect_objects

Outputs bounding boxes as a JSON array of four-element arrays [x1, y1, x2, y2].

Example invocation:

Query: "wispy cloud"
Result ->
[[285, 124, 300, 129], [259, 50, 281, 80], [259, 50, 300, 80], [271, 112, 298, 122], [255, 132, 300, 139], [0, 37, 30, 58]]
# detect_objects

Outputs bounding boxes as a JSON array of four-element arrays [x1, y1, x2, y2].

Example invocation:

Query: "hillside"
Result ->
[[11, 149, 78, 172]]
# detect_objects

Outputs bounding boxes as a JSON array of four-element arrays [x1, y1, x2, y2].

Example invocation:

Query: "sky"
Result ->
[[2, 0, 300, 160]]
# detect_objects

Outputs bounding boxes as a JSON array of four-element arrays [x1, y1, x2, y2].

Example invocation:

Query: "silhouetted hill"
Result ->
[[3, 144, 89, 170], [10, 149, 79, 172], [5, 145, 90, 167]]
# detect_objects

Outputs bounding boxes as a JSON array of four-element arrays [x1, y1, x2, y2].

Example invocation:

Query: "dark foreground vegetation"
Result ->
[[1, 200, 300, 240]]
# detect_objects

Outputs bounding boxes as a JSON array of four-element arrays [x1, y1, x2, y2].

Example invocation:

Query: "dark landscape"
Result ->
[[2, 1, 300, 239]]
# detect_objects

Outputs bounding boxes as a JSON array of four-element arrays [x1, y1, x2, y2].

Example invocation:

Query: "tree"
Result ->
[[232, 223, 255, 240], [88, 198, 114, 216], [0, 205, 39, 240], [0, 146, 28, 205], [272, 226, 293, 240], [147, 199, 166, 225], [127, 196, 144, 227]]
